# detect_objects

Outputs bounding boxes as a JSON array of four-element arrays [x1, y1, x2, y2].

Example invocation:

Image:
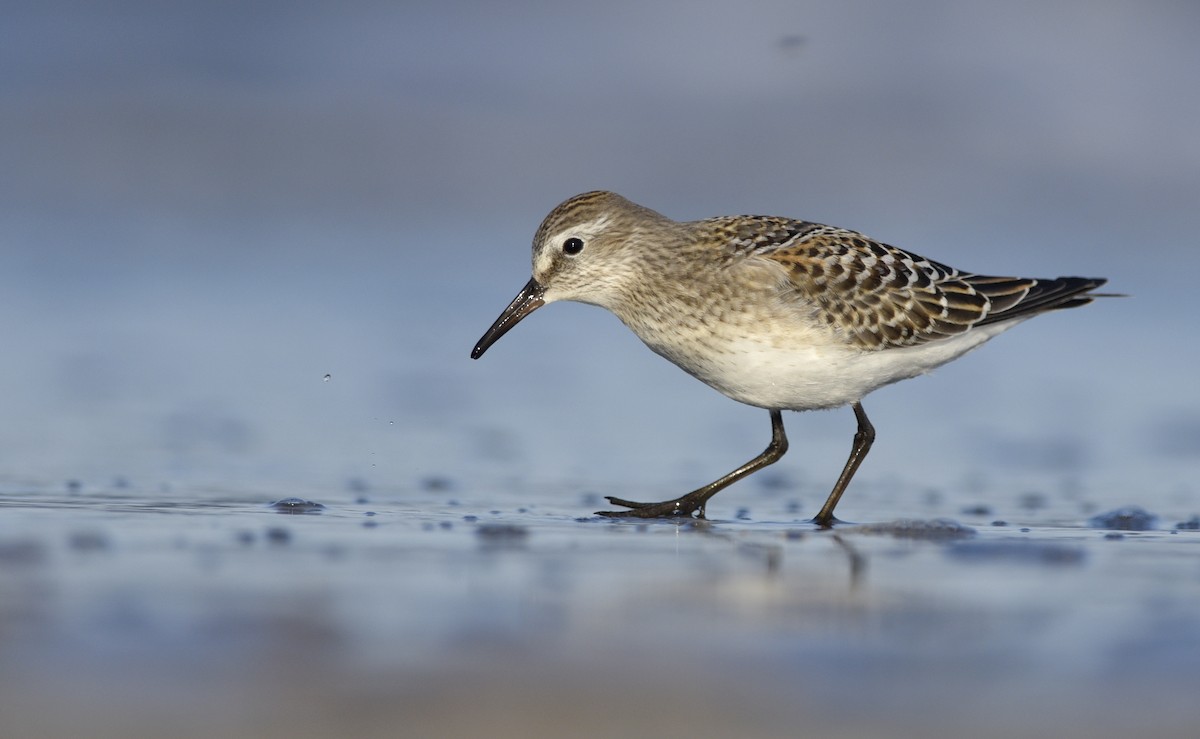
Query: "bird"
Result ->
[[470, 191, 1109, 527]]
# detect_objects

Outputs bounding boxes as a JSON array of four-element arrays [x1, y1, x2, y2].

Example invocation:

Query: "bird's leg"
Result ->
[[598, 410, 788, 519], [810, 402, 874, 528]]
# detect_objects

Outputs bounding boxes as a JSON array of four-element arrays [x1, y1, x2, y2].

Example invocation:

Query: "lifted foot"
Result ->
[[596, 410, 790, 520], [597, 495, 706, 519]]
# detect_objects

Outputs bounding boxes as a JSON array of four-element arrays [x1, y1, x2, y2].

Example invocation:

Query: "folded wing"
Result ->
[[717, 216, 1106, 351]]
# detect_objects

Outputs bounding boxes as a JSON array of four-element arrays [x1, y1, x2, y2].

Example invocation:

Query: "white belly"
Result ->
[[642, 320, 1020, 411]]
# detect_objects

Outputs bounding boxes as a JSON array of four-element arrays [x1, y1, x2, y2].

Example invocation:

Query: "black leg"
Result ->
[[811, 401, 874, 528], [598, 410, 788, 519]]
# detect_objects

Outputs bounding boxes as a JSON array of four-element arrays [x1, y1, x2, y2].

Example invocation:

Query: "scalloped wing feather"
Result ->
[[710, 216, 1105, 351]]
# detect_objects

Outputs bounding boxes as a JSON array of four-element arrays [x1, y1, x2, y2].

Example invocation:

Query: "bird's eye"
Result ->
[[562, 237, 584, 255]]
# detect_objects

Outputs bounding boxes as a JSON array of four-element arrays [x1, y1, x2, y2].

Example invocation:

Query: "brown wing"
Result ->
[[713, 216, 1105, 350]]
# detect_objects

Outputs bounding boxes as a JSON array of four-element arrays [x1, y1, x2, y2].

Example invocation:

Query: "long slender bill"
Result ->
[[471, 278, 546, 359]]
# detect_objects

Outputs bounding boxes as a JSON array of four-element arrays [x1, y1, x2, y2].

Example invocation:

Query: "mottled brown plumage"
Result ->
[[701, 214, 1101, 350], [472, 191, 1109, 525]]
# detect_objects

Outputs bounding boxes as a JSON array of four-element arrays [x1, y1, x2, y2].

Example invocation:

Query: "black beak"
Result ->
[[471, 278, 546, 359]]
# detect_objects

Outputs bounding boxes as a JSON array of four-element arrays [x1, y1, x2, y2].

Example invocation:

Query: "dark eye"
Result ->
[[562, 237, 584, 255]]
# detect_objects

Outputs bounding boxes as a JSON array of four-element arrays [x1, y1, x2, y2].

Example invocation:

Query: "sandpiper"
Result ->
[[471, 191, 1108, 526]]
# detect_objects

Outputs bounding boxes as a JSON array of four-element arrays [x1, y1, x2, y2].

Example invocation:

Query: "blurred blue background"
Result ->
[[3, 0, 1197, 512]]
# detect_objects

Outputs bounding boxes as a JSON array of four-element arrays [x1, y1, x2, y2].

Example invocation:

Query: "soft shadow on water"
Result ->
[[2, 480, 1198, 738]]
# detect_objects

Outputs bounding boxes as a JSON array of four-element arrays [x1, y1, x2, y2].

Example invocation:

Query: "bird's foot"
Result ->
[[597, 495, 705, 519], [809, 514, 846, 529]]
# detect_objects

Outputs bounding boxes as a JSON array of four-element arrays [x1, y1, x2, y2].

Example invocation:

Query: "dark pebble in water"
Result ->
[[265, 527, 291, 544], [463, 515, 478, 522], [1175, 516, 1200, 530], [364, 511, 376, 517], [66, 480, 83, 493], [475, 523, 529, 542], [355, 496, 370, 505], [1105, 532, 1124, 540], [1087, 506, 1157, 531], [439, 521, 453, 530], [235, 531, 256, 545], [947, 540, 1086, 565], [785, 529, 805, 540], [961, 504, 993, 516], [67, 531, 109, 552], [268, 497, 326, 514], [991, 520, 1008, 527], [735, 507, 751, 520], [363, 520, 379, 529], [849, 519, 976, 541]]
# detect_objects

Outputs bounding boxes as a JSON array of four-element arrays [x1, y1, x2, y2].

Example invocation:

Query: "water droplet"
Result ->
[[268, 497, 326, 514], [323, 373, 331, 382]]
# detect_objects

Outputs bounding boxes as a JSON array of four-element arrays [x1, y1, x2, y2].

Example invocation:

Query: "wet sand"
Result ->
[[2, 480, 1197, 738]]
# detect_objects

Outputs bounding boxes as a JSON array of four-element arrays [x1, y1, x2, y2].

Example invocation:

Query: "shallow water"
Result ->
[[4, 2, 1200, 737], [2, 479, 1197, 739]]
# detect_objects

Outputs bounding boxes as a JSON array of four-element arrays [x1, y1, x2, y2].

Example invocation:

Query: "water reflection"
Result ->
[[1, 483, 1198, 736]]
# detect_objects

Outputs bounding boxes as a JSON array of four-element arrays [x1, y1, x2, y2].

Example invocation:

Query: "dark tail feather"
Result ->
[[975, 276, 1110, 326]]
